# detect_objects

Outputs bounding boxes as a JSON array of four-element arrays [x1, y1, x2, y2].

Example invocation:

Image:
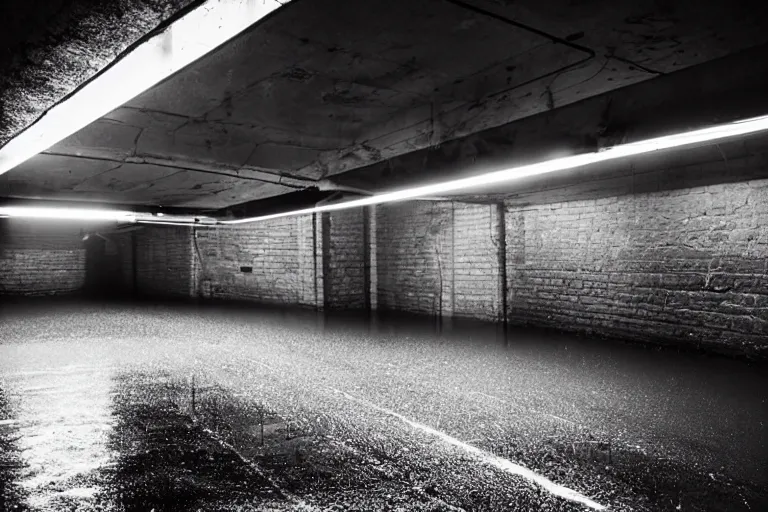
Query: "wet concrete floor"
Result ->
[[0, 297, 766, 511]]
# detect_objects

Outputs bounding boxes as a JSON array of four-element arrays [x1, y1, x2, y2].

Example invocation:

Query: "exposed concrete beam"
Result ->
[[332, 43, 768, 195], [42, 150, 317, 189]]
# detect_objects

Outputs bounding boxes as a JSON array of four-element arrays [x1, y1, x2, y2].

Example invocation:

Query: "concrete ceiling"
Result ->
[[0, 0, 200, 146], [1, 0, 767, 211]]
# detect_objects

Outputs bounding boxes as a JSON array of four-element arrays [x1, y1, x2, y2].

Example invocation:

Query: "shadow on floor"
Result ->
[[0, 388, 28, 511], [97, 371, 284, 511]]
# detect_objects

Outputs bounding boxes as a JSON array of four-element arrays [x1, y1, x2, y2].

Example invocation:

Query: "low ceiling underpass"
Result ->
[[1, 0, 768, 218]]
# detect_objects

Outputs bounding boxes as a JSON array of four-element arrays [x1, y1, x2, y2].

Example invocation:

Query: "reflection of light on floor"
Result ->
[[330, 387, 607, 511], [6, 353, 115, 509]]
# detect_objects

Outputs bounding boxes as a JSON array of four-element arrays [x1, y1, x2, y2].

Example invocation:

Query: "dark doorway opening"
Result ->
[[83, 234, 121, 298]]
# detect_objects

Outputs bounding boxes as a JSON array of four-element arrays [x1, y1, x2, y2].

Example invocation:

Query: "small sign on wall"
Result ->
[[240, 266, 253, 273]]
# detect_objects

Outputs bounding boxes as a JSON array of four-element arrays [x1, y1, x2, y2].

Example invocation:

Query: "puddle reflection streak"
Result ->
[[13, 365, 114, 510]]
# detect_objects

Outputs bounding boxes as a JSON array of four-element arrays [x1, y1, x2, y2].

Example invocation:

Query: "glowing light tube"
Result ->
[[220, 113, 768, 225], [0, 206, 137, 222], [2, 114, 766, 225], [0, 206, 220, 224], [0, 0, 289, 177]]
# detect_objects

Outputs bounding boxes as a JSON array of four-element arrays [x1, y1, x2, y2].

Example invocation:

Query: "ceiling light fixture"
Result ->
[[0, 205, 223, 224], [2, 114, 766, 225], [0, 206, 137, 222], [0, 0, 289, 177], [220, 113, 768, 225]]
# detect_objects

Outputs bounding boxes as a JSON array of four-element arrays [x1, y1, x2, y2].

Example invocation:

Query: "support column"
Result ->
[[367, 205, 378, 312], [315, 212, 327, 311], [496, 202, 508, 328], [363, 206, 371, 312], [189, 227, 199, 299], [297, 215, 318, 308], [435, 202, 455, 332], [443, 203, 455, 319]]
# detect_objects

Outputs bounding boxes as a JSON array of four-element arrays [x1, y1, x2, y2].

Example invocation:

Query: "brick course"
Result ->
[[0, 220, 86, 296], [504, 151, 768, 355], [376, 202, 453, 315], [193, 216, 321, 307], [5, 135, 759, 356], [375, 202, 504, 320], [325, 209, 367, 309], [452, 203, 502, 321]]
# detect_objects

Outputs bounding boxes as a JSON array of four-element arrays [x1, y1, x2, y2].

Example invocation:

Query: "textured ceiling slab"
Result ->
[[136, 121, 260, 167], [0, 0, 199, 146], [71, 163, 180, 193], [171, 181, 296, 209], [0, 154, 119, 197], [2, 0, 767, 210], [55, 120, 145, 161], [245, 143, 323, 172]]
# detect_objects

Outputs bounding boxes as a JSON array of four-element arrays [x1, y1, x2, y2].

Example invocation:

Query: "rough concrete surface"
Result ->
[[0, 0, 201, 147], [0, 298, 766, 511], [2, 0, 767, 210]]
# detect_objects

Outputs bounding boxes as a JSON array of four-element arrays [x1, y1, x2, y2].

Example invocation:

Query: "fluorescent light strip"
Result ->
[[2, 114, 766, 224], [0, 206, 221, 224], [221, 113, 768, 225], [136, 218, 215, 226], [0, 0, 289, 177], [0, 206, 137, 222], [137, 220, 198, 226]]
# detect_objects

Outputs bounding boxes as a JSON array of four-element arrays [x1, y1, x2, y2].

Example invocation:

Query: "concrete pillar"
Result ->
[[314, 212, 325, 310], [297, 215, 318, 308], [442, 202, 455, 319], [367, 205, 378, 311], [495, 203, 508, 327], [189, 227, 200, 299]]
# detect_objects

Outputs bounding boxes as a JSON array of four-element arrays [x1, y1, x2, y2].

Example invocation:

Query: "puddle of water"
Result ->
[[98, 371, 288, 511]]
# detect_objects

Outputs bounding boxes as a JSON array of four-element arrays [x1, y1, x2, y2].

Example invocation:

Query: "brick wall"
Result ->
[[324, 209, 367, 309], [188, 210, 367, 310], [505, 181, 768, 354], [376, 201, 453, 315], [0, 221, 190, 299], [30, 134, 754, 356], [452, 203, 502, 321], [0, 219, 86, 296], [367, 136, 768, 355], [503, 136, 768, 356], [375, 202, 503, 320], [194, 216, 320, 307], [298, 214, 323, 307], [368, 206, 378, 311]]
